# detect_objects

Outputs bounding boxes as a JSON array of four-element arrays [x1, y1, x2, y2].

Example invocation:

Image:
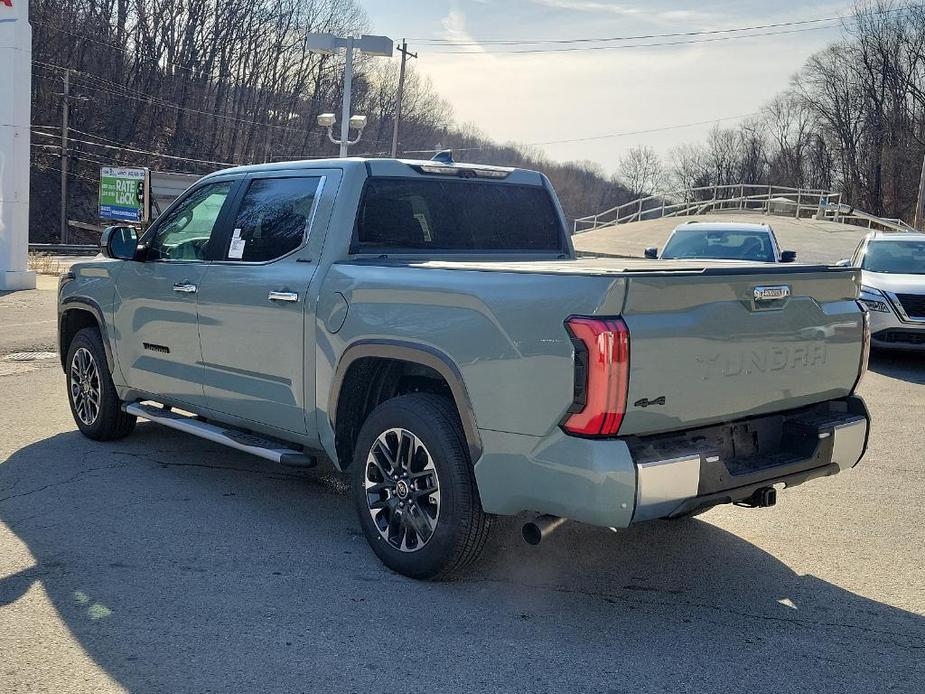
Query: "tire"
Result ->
[[351, 393, 492, 580], [66, 327, 136, 441]]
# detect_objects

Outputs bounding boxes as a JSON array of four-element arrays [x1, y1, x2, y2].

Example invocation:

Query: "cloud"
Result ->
[[532, 0, 642, 16], [419, 30, 821, 170], [440, 5, 488, 54], [531, 0, 711, 23]]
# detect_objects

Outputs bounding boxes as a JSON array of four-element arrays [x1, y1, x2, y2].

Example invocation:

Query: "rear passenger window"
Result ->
[[227, 177, 321, 262], [355, 178, 564, 253]]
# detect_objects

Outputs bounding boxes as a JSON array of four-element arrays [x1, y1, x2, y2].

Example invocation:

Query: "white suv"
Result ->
[[841, 232, 925, 350]]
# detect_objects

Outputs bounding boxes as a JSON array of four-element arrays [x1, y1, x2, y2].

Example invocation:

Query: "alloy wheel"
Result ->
[[364, 427, 441, 552], [70, 347, 101, 426]]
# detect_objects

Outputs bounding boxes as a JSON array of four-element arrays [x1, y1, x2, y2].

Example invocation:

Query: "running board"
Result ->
[[125, 402, 316, 467]]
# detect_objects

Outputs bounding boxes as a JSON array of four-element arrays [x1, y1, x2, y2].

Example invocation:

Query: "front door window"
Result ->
[[148, 181, 233, 261]]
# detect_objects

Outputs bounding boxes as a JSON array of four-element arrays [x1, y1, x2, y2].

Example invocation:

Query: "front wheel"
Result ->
[[351, 394, 491, 580], [66, 327, 136, 441]]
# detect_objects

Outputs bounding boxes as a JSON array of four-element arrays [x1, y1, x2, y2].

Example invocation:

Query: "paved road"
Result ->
[[1, 351, 923, 691], [0, 276, 59, 358]]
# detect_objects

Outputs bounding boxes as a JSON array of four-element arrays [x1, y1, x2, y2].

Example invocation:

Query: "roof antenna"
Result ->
[[431, 149, 454, 165]]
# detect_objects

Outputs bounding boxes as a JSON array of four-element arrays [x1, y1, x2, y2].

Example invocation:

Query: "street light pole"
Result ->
[[306, 33, 393, 157], [339, 37, 355, 158]]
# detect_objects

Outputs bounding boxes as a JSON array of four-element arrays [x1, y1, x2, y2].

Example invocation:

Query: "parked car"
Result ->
[[838, 231, 925, 350], [58, 157, 870, 579], [645, 221, 797, 263]]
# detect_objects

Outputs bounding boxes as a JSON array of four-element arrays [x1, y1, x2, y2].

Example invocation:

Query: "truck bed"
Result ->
[[324, 257, 864, 440]]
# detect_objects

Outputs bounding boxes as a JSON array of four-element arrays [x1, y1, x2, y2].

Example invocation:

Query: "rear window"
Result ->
[[355, 178, 564, 252]]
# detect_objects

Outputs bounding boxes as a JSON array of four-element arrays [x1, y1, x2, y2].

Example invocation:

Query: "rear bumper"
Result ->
[[473, 396, 870, 528]]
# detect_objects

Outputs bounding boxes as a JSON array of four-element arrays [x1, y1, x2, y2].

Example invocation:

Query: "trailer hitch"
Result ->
[[735, 486, 777, 509]]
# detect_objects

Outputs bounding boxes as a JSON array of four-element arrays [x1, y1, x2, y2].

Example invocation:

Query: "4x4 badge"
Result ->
[[634, 396, 666, 408]]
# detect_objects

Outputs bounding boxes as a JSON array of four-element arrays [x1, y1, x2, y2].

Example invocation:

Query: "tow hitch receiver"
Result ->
[[736, 486, 777, 509]]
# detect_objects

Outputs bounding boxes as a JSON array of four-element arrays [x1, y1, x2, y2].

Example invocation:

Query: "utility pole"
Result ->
[[390, 40, 417, 158], [915, 149, 925, 231], [60, 69, 70, 244]]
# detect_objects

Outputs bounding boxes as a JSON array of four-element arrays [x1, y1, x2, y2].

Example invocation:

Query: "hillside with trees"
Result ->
[[28, 0, 632, 242], [29, 0, 925, 242], [619, 1, 925, 225]]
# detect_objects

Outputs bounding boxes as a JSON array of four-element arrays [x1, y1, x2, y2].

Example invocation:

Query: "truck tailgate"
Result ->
[[618, 267, 864, 437]]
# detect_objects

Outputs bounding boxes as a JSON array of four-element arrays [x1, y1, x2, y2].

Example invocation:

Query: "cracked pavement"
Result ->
[[1, 342, 924, 692]]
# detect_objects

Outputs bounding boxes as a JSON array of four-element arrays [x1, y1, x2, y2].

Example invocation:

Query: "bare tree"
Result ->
[[617, 146, 663, 197]]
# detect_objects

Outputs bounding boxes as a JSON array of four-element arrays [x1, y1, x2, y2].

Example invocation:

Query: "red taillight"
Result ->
[[562, 316, 630, 437]]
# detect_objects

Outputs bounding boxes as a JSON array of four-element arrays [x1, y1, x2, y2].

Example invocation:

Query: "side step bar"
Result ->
[[124, 402, 316, 467]]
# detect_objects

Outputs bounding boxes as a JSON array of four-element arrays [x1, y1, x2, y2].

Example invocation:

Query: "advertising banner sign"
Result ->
[[99, 167, 150, 223]]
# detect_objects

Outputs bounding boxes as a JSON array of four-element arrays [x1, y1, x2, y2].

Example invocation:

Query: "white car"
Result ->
[[645, 222, 797, 263], [840, 231, 925, 351]]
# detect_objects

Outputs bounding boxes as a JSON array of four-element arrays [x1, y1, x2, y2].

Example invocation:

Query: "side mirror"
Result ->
[[834, 258, 852, 268], [100, 225, 139, 260], [644, 247, 659, 259], [780, 250, 797, 263]]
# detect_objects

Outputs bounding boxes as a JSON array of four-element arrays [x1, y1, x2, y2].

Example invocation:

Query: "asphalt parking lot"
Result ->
[[1, 285, 924, 693]]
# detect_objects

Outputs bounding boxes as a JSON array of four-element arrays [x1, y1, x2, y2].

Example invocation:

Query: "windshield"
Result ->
[[356, 178, 564, 253], [661, 229, 775, 262], [862, 239, 925, 274]]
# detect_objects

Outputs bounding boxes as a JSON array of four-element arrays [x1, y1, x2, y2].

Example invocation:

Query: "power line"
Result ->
[[68, 125, 151, 148], [32, 21, 223, 80], [32, 21, 331, 86], [29, 158, 100, 184], [411, 3, 921, 50], [412, 14, 846, 45], [426, 24, 842, 55], [34, 61, 320, 135], [32, 126, 381, 170], [401, 112, 760, 154], [32, 129, 236, 167]]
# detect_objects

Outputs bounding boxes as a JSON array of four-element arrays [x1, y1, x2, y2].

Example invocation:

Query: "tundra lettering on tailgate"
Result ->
[[699, 343, 827, 379]]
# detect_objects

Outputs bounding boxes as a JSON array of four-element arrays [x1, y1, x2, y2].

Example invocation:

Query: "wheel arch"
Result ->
[[58, 297, 115, 373], [329, 340, 482, 469]]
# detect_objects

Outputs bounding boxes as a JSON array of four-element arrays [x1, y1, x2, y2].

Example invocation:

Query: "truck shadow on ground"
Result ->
[[1, 424, 923, 692], [868, 350, 925, 385]]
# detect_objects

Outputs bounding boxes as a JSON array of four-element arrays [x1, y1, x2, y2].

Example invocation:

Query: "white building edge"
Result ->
[[0, 0, 36, 290]]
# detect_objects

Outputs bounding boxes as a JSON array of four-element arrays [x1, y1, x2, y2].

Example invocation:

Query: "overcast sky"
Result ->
[[361, 0, 856, 173]]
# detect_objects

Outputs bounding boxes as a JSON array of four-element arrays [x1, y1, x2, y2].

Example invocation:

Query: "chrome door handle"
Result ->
[[172, 282, 197, 294], [268, 291, 299, 303]]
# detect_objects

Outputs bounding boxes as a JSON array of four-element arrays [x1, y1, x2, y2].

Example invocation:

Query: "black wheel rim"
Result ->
[[364, 427, 441, 552]]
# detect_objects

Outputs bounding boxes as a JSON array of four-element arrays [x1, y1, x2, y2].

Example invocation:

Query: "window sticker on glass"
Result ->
[[229, 228, 246, 259]]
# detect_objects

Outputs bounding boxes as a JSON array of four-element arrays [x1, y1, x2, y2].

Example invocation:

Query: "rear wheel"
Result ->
[[66, 327, 136, 441], [351, 394, 491, 580]]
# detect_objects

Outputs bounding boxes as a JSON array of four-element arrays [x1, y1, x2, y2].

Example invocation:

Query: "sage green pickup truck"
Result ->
[[58, 157, 871, 579]]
